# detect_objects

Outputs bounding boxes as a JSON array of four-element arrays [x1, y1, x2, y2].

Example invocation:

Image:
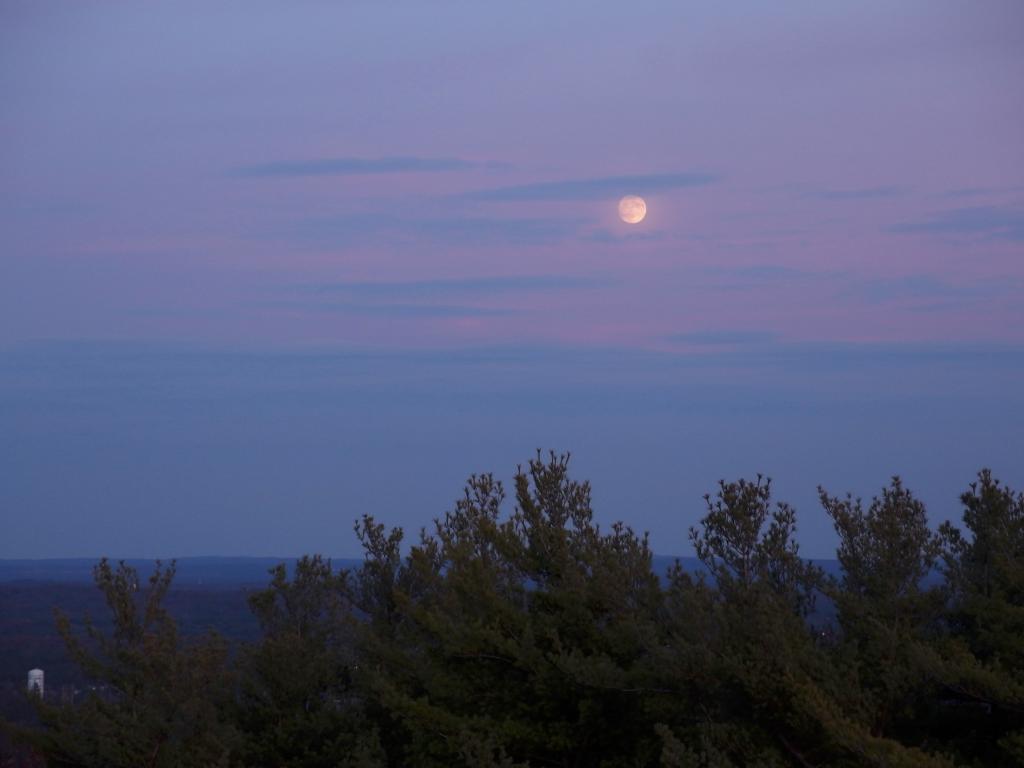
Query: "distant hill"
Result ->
[[0, 556, 846, 586], [0, 555, 849, 724], [0, 557, 364, 586]]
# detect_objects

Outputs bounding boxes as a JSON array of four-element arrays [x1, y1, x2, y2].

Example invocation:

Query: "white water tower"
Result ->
[[27, 668, 44, 698]]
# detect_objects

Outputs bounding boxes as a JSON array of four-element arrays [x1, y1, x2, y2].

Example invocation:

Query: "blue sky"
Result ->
[[3, 338, 1021, 558], [1, 0, 1022, 557]]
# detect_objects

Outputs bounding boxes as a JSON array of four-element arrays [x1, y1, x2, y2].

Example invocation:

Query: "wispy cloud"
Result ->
[[735, 341, 1024, 371], [288, 214, 581, 247], [657, 339, 1024, 374], [468, 172, 717, 202], [277, 275, 610, 320], [300, 303, 517, 318], [231, 156, 475, 178], [698, 264, 837, 292], [710, 265, 811, 280], [942, 186, 1024, 199], [9, 340, 1024, 391], [668, 330, 778, 346], [302, 274, 612, 298], [844, 274, 1021, 305], [808, 186, 904, 201], [890, 206, 1024, 241], [585, 228, 665, 244]]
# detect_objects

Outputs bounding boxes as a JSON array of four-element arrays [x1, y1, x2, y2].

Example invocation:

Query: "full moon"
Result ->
[[618, 195, 647, 224]]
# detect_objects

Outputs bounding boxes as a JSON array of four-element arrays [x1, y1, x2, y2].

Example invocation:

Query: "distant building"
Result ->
[[27, 668, 44, 698]]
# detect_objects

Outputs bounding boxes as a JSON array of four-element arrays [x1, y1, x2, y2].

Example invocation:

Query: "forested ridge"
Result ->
[[4, 453, 1023, 767]]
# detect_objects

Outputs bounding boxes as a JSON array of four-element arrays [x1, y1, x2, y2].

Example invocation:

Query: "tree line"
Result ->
[[5, 452, 1023, 767]]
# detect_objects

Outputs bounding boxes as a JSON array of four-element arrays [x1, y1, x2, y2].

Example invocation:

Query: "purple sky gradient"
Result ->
[[1, 1, 1022, 558]]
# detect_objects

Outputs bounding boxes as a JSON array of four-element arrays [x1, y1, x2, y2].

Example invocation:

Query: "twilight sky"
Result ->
[[1, 0, 1022, 559]]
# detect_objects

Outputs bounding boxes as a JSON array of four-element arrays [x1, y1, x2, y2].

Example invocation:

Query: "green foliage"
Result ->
[[11, 456, 1023, 768], [936, 470, 1024, 766], [690, 475, 820, 615], [666, 477, 876, 767], [235, 555, 383, 767], [15, 559, 238, 767], [941, 470, 1024, 668], [352, 452, 666, 766], [818, 478, 950, 757]]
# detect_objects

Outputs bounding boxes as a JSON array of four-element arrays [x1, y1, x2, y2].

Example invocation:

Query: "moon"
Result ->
[[618, 195, 647, 224]]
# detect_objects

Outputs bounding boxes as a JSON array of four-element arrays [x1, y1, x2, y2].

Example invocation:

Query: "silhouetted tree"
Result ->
[[937, 470, 1024, 766], [11, 456, 1021, 768], [353, 452, 665, 766], [819, 478, 951, 764], [659, 477, 852, 767], [235, 555, 383, 767], [14, 559, 237, 767]]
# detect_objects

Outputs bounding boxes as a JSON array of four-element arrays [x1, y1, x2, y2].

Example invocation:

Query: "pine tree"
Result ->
[[819, 478, 948, 755], [235, 554, 383, 767], [937, 470, 1024, 765], [14, 559, 238, 768], [353, 452, 665, 766]]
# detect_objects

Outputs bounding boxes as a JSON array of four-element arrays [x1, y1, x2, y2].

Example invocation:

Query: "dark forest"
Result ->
[[4, 453, 1022, 767]]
